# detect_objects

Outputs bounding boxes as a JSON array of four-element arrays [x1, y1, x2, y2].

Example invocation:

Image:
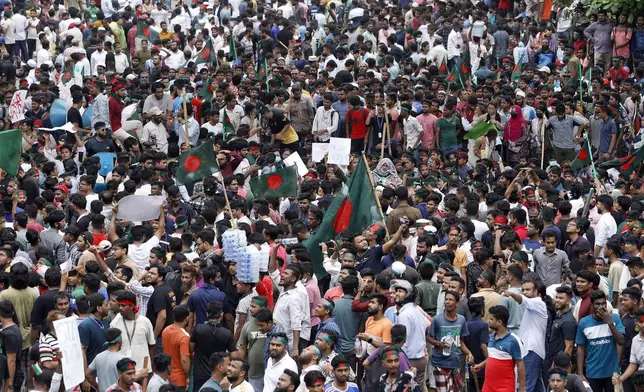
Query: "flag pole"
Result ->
[[362, 152, 389, 239], [379, 106, 386, 160], [219, 175, 237, 229], [182, 87, 190, 147], [384, 107, 392, 156], [586, 133, 599, 179], [579, 62, 583, 102], [540, 118, 546, 169]]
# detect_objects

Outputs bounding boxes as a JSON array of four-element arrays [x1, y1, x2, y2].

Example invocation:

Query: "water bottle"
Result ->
[[465, 364, 470, 381]]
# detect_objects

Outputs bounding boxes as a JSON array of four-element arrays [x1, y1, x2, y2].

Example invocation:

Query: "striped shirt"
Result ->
[[483, 331, 526, 392], [38, 333, 60, 364]]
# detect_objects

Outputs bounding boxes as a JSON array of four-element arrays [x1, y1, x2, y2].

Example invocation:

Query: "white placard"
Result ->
[[53, 317, 84, 389], [117, 195, 165, 221], [38, 122, 77, 133], [8, 90, 27, 124], [327, 138, 351, 165], [312, 143, 330, 162], [283, 151, 308, 176]]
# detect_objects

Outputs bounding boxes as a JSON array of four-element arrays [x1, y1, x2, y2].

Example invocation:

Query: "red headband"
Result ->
[[495, 216, 508, 225], [118, 299, 139, 313]]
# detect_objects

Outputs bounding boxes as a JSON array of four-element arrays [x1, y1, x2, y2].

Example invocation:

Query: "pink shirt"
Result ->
[[417, 113, 438, 148], [612, 27, 632, 58]]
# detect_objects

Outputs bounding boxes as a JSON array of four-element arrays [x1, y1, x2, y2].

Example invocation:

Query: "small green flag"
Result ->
[[570, 137, 592, 172], [464, 122, 498, 140], [0, 129, 23, 176], [195, 38, 217, 65], [511, 62, 522, 82], [223, 109, 235, 140], [136, 19, 160, 43], [199, 78, 213, 101], [250, 165, 298, 199], [176, 140, 220, 184]]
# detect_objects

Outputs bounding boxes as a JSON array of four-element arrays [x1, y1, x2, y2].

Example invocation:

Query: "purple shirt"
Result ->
[[584, 21, 614, 53]]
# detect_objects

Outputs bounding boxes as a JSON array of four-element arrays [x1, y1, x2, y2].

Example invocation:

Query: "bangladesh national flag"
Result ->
[[223, 109, 235, 140], [176, 140, 220, 184], [199, 78, 213, 101], [302, 156, 382, 278], [459, 51, 471, 82], [136, 19, 160, 43], [464, 122, 498, 140], [195, 38, 217, 65], [0, 130, 23, 176], [62, 67, 73, 85], [250, 165, 298, 199], [444, 66, 457, 86], [599, 145, 644, 176], [511, 62, 522, 82], [570, 137, 592, 172]]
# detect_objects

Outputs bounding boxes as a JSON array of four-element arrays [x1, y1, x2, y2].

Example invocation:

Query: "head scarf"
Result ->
[[505, 105, 526, 143], [372, 158, 402, 188]]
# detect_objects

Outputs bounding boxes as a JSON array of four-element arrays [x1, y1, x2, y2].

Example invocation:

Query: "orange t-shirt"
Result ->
[[162, 325, 191, 387], [365, 316, 393, 345]]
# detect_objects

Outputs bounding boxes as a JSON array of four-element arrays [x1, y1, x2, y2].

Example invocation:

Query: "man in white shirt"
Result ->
[[2, 13, 17, 55], [227, 358, 255, 392], [311, 93, 338, 142], [11, 10, 28, 61], [447, 19, 464, 68], [146, 354, 170, 392], [263, 333, 298, 392], [91, 41, 107, 75], [114, 45, 130, 74], [202, 110, 223, 136], [140, 107, 169, 153], [594, 194, 617, 257], [164, 41, 185, 70]]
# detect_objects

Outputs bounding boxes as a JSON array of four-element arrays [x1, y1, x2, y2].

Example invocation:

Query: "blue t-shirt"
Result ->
[[429, 313, 469, 369], [78, 316, 109, 365], [575, 313, 625, 378], [324, 382, 360, 392]]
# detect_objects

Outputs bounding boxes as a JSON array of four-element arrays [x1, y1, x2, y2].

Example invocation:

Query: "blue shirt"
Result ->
[[187, 285, 231, 325], [429, 313, 469, 369], [78, 316, 110, 365], [599, 118, 617, 154], [575, 313, 625, 378]]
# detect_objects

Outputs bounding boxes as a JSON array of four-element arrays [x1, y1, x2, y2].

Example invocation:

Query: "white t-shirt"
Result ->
[[110, 313, 156, 373], [129, 236, 160, 273], [12, 13, 27, 41], [2, 19, 16, 44]]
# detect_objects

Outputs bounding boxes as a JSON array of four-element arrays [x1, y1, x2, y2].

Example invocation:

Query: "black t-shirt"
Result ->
[[268, 112, 290, 135], [548, 309, 577, 360], [76, 214, 92, 232], [84, 137, 115, 157], [190, 322, 236, 381], [31, 289, 58, 328], [0, 324, 23, 389], [145, 283, 176, 330], [621, 313, 636, 369]]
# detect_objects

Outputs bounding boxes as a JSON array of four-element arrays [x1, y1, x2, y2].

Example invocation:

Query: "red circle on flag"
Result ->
[[333, 199, 353, 234], [267, 174, 282, 190], [577, 149, 588, 160], [184, 156, 201, 172], [143, 28, 150, 36], [64, 72, 72, 79], [201, 47, 211, 59]]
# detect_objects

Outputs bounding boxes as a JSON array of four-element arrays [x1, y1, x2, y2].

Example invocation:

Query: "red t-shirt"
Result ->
[[108, 97, 124, 131], [256, 275, 274, 310], [347, 107, 370, 139]]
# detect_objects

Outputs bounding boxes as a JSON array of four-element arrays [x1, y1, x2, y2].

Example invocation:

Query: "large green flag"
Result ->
[[176, 140, 220, 184], [464, 122, 497, 140], [222, 109, 235, 140], [199, 78, 213, 101], [195, 39, 217, 65], [599, 144, 644, 176], [136, 19, 160, 43], [570, 137, 592, 172], [0, 129, 23, 176], [250, 165, 298, 199], [302, 156, 382, 278]]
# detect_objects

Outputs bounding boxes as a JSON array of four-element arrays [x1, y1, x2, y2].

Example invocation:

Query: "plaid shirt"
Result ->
[[126, 279, 153, 317]]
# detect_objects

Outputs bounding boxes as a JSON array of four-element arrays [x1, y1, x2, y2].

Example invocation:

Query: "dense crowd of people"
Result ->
[[0, 0, 643, 392]]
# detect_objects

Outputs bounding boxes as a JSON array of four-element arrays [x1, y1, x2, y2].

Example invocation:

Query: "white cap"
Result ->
[[538, 66, 551, 74]]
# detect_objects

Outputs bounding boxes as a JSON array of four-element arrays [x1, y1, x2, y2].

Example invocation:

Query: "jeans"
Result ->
[[441, 145, 460, 158], [14, 40, 28, 62], [524, 350, 545, 392], [249, 377, 264, 392]]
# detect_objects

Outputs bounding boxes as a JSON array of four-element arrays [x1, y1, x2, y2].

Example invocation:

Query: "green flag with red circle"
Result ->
[[195, 38, 217, 65], [136, 19, 160, 43], [599, 144, 644, 176], [570, 137, 592, 172], [249, 165, 298, 199], [176, 140, 220, 184]]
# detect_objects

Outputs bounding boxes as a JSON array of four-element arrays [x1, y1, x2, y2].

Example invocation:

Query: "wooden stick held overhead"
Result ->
[[362, 152, 389, 239]]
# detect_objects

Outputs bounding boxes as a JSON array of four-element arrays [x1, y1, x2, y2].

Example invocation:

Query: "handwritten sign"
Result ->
[[8, 90, 27, 124], [53, 316, 84, 389], [283, 151, 308, 176], [312, 143, 330, 162], [327, 138, 351, 166]]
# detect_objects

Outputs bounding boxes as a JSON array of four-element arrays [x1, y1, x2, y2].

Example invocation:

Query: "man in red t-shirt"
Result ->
[[346, 96, 370, 153]]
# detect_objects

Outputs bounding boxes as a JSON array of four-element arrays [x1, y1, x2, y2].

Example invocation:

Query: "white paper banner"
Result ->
[[38, 122, 77, 133], [117, 195, 165, 221], [8, 90, 27, 124], [53, 317, 85, 389], [283, 151, 308, 176], [311, 143, 330, 162], [327, 137, 351, 166]]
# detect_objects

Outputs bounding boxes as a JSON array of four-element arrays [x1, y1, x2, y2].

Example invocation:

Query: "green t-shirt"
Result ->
[[237, 317, 266, 378], [437, 116, 459, 148]]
